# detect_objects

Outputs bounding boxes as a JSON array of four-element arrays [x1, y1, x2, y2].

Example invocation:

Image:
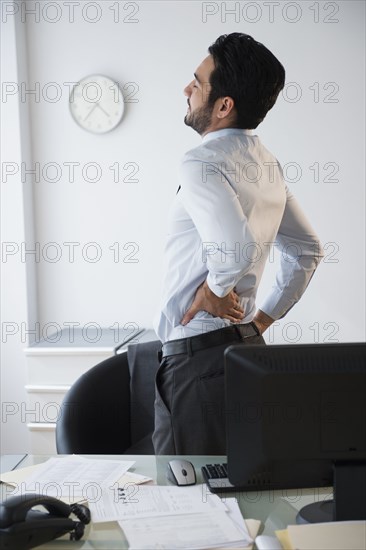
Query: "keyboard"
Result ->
[[201, 463, 238, 493]]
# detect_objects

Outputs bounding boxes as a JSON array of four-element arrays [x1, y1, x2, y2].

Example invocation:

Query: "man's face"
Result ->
[[183, 55, 215, 136]]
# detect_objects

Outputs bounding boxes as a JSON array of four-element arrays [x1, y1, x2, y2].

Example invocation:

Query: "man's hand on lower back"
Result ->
[[180, 280, 244, 326]]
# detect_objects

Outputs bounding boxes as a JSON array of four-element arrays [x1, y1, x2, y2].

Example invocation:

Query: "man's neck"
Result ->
[[201, 123, 236, 138]]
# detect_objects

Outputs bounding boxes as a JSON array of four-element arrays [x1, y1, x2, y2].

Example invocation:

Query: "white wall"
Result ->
[[1, 0, 365, 452], [1, 2, 37, 453]]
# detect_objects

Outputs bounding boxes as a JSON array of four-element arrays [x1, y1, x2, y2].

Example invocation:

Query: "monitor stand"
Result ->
[[297, 500, 333, 524], [297, 461, 366, 524]]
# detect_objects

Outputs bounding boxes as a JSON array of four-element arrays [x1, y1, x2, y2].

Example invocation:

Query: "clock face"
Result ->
[[69, 75, 124, 134]]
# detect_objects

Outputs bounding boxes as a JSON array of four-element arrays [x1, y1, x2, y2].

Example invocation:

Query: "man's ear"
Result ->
[[216, 96, 235, 119]]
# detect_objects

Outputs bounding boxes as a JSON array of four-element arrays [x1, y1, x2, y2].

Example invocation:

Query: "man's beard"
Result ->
[[184, 101, 213, 135]]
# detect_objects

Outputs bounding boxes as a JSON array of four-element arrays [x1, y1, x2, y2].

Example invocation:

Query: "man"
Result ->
[[152, 33, 324, 455]]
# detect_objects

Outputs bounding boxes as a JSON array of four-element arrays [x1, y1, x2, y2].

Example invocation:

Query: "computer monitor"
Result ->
[[224, 342, 366, 523]]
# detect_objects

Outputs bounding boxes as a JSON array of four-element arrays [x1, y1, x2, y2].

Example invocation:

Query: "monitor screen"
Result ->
[[224, 342, 366, 522]]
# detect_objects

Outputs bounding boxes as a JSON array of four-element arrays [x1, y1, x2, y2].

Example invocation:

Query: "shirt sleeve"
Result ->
[[259, 184, 324, 320], [178, 155, 257, 298]]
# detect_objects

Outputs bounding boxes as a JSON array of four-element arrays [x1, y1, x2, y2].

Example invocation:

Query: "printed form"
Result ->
[[119, 498, 254, 549], [9, 455, 135, 500], [89, 483, 228, 522], [89, 484, 254, 549]]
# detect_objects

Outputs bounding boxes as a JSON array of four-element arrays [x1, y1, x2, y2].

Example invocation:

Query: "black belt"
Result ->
[[160, 322, 260, 359]]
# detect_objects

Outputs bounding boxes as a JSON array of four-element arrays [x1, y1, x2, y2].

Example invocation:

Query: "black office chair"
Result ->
[[56, 340, 162, 454]]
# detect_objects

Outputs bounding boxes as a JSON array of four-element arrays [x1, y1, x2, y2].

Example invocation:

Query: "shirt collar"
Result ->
[[202, 127, 253, 144]]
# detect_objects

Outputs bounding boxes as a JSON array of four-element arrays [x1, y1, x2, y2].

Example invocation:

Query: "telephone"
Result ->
[[0, 493, 91, 549]]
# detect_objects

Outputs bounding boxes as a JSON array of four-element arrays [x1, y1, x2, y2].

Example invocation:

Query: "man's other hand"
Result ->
[[181, 280, 244, 325], [252, 309, 275, 335]]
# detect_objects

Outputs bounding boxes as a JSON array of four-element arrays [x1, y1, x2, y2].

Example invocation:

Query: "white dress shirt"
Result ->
[[154, 128, 323, 343]]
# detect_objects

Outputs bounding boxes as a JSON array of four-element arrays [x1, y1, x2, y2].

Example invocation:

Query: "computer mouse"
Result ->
[[166, 459, 197, 486]]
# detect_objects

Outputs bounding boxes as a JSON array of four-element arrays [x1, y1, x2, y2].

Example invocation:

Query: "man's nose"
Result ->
[[183, 81, 193, 97]]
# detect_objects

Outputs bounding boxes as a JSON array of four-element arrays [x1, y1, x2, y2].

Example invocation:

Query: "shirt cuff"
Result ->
[[259, 289, 297, 321], [206, 273, 234, 298]]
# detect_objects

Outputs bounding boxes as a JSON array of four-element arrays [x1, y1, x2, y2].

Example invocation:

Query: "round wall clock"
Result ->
[[69, 74, 124, 134]]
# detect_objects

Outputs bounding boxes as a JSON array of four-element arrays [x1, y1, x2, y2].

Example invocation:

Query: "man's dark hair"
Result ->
[[208, 32, 285, 129]]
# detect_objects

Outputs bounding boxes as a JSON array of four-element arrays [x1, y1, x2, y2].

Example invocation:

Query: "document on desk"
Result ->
[[277, 521, 366, 550], [89, 483, 228, 522], [3, 455, 135, 501], [120, 512, 246, 549], [118, 498, 254, 550]]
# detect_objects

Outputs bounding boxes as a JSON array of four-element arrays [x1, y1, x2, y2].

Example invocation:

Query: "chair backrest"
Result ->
[[56, 339, 162, 454], [127, 339, 162, 449], [56, 352, 131, 454]]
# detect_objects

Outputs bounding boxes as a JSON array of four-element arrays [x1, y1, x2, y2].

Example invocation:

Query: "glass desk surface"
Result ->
[[1, 454, 333, 549]]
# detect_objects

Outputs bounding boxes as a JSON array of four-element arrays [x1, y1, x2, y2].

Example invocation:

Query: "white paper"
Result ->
[[11, 455, 135, 501], [89, 483, 228, 523], [119, 510, 249, 550], [119, 498, 254, 550], [225, 498, 253, 540], [117, 471, 153, 486]]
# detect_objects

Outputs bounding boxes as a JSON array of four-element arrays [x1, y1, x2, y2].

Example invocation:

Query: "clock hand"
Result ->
[[96, 103, 110, 117], [83, 103, 98, 121]]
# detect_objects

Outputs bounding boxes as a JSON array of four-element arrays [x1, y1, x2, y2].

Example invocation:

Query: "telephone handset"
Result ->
[[0, 493, 90, 549]]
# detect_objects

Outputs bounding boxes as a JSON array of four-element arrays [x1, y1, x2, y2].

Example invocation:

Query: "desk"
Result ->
[[1, 454, 333, 549]]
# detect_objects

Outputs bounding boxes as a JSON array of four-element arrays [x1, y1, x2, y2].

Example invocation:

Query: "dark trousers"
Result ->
[[152, 324, 266, 455]]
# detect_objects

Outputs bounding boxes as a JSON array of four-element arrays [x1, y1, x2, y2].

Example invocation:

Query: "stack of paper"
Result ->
[[0, 455, 144, 503], [276, 521, 366, 550], [89, 483, 260, 549]]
